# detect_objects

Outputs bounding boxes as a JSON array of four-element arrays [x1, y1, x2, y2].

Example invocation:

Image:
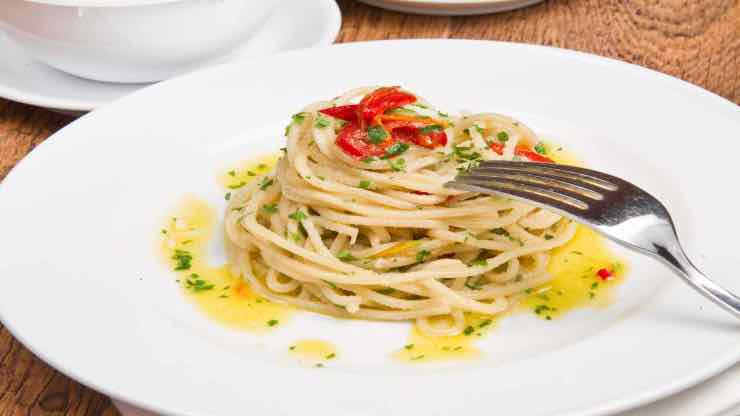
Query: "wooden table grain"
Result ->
[[0, 1, 738, 414]]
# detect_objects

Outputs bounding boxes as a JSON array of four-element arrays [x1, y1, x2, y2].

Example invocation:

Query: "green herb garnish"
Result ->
[[259, 177, 274, 190], [358, 180, 371, 189], [419, 125, 443, 135], [387, 158, 406, 172], [534, 142, 547, 155], [262, 204, 278, 214], [381, 142, 409, 159], [292, 112, 307, 124], [367, 125, 388, 144], [315, 116, 330, 129], [172, 250, 193, 271], [416, 249, 431, 263], [288, 210, 307, 222], [337, 250, 356, 262]]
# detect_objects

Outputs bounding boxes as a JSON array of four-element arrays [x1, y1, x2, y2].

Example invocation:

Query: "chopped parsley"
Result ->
[[367, 125, 388, 144], [227, 181, 246, 189], [224, 192, 231, 201], [497, 131, 509, 142], [492, 228, 509, 236], [227, 170, 236, 177], [534, 142, 547, 155], [534, 304, 551, 315], [410, 355, 425, 361], [465, 278, 484, 290], [479, 319, 493, 328], [262, 203, 278, 214], [247, 171, 256, 176], [381, 142, 409, 159], [258, 177, 274, 191], [416, 249, 431, 263], [337, 250, 356, 262], [267, 319, 279, 327], [292, 112, 307, 124], [288, 210, 307, 221], [325, 353, 336, 360], [471, 258, 488, 267], [172, 250, 193, 271], [387, 158, 406, 172], [544, 234, 554, 240], [377, 288, 395, 295], [362, 156, 377, 164], [358, 180, 372, 189], [463, 326, 475, 336], [404, 344, 415, 350], [419, 124, 443, 135], [185, 274, 214, 292], [315, 116, 330, 129]]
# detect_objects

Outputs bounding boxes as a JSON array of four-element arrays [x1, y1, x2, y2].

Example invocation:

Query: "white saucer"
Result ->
[[358, 0, 544, 15], [0, 0, 341, 112]]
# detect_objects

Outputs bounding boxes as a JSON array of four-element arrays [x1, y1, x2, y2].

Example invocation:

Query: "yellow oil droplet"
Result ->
[[288, 339, 338, 367], [161, 196, 291, 332], [394, 314, 498, 363], [521, 224, 627, 318], [219, 154, 281, 190], [545, 140, 582, 167]]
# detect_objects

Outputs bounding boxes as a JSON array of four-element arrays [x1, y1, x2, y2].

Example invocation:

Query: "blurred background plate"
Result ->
[[0, 0, 340, 113], [357, 0, 544, 15]]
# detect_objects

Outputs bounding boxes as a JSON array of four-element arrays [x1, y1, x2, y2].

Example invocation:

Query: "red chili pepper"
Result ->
[[412, 190, 432, 195], [357, 87, 416, 126], [334, 120, 388, 159], [597, 268, 613, 280], [515, 147, 554, 163], [382, 119, 448, 149], [319, 87, 449, 159], [489, 142, 554, 163], [319, 105, 359, 121]]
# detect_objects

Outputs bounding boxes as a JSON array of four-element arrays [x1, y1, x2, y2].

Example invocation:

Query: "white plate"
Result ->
[[0, 0, 341, 112], [0, 40, 739, 416], [358, 0, 544, 15]]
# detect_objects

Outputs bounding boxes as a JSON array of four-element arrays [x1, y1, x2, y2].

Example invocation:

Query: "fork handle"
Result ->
[[655, 241, 740, 319]]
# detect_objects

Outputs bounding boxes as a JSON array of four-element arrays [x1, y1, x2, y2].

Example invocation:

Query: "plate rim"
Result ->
[[1, 39, 739, 416]]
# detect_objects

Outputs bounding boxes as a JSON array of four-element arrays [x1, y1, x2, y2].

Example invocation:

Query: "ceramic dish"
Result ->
[[1, 0, 280, 83], [0, 0, 341, 112], [0, 40, 738, 416], [358, 0, 544, 15]]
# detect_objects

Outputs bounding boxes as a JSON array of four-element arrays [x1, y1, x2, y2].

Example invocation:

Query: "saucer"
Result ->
[[0, 0, 341, 112], [358, 0, 544, 15]]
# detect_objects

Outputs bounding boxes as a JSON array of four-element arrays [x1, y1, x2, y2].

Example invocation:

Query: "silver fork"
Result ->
[[446, 160, 740, 319]]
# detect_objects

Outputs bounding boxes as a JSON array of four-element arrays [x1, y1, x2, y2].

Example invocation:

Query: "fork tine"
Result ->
[[477, 161, 620, 191], [446, 176, 591, 215], [462, 171, 605, 201]]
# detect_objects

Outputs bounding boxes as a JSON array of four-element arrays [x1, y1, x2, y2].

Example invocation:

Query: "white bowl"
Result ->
[[0, 0, 281, 83]]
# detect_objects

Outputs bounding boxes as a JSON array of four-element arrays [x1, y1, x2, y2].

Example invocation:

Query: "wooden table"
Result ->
[[0, 1, 738, 414]]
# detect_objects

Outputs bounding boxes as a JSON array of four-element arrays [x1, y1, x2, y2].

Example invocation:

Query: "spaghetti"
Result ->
[[224, 87, 576, 336]]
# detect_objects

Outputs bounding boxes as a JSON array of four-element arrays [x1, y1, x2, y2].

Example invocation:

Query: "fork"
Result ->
[[446, 160, 740, 319]]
